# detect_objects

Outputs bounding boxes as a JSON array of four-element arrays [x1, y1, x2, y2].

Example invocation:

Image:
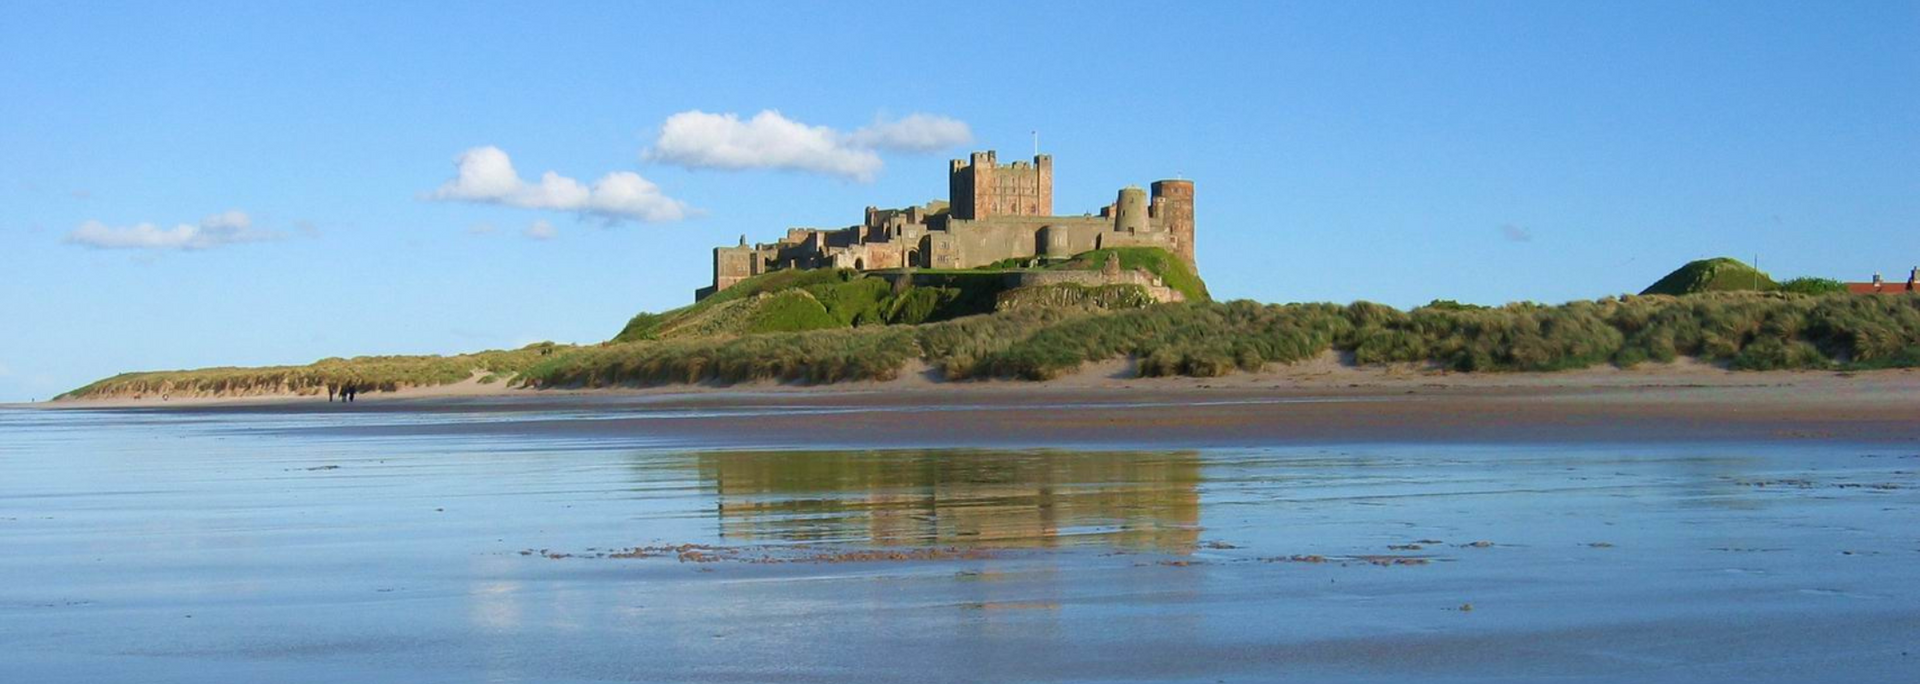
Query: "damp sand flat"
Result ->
[[48, 375, 1920, 447], [1, 401, 1917, 683]]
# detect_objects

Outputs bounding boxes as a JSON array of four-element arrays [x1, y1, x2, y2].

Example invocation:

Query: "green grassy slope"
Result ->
[[1641, 257, 1779, 295], [60, 291, 1920, 399], [612, 269, 1001, 343], [613, 269, 852, 342], [1052, 247, 1210, 302], [612, 246, 1206, 344], [535, 291, 1920, 388], [57, 343, 563, 399]]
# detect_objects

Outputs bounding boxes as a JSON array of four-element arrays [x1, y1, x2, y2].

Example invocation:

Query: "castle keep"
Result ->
[[698, 151, 1195, 299]]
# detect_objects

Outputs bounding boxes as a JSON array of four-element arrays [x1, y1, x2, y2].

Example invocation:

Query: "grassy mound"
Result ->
[[614, 269, 993, 342], [742, 290, 841, 333], [615, 269, 850, 341], [614, 247, 1203, 343], [1055, 247, 1209, 302], [1641, 257, 1778, 295]]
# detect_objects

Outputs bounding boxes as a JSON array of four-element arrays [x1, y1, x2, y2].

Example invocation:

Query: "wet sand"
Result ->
[[42, 365, 1920, 447], [5, 376, 1920, 682]]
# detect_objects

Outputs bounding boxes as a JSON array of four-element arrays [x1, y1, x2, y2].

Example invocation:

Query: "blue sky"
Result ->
[[2, 1, 1916, 401]]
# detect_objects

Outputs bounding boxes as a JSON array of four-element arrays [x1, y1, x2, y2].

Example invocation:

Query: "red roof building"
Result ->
[[1844, 268, 1919, 294]]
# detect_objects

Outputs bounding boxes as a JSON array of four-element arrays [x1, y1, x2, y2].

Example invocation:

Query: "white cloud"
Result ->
[[845, 113, 974, 153], [524, 219, 556, 240], [65, 210, 274, 250], [645, 110, 972, 182], [425, 146, 690, 223]]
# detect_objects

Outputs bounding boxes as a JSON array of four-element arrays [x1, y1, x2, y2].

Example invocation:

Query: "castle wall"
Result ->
[[870, 268, 1183, 304], [944, 220, 1037, 264], [926, 233, 959, 269], [841, 241, 907, 271], [943, 215, 1111, 266], [1097, 231, 1176, 252]]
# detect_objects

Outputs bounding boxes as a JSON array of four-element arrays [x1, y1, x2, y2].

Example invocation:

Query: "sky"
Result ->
[[2, 1, 1916, 402]]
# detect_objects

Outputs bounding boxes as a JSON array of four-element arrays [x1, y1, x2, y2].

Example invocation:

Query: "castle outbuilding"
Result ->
[[698, 151, 1195, 300]]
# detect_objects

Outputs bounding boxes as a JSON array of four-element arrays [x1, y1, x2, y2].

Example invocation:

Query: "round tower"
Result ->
[[1149, 179, 1195, 270], [1037, 225, 1072, 259], [1114, 186, 1149, 234]]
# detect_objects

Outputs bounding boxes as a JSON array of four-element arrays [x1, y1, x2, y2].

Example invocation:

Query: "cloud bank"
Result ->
[[426, 146, 690, 223], [645, 110, 972, 182], [65, 210, 274, 250]]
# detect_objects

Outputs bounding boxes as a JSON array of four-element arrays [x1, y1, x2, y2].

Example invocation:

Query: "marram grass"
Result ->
[[59, 344, 561, 399], [61, 292, 1920, 399]]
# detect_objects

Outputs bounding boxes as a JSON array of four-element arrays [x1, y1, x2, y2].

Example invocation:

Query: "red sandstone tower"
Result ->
[[948, 151, 1052, 220], [1150, 179, 1196, 270]]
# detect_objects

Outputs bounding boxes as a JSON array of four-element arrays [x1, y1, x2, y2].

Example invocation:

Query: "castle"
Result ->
[[698, 151, 1195, 299]]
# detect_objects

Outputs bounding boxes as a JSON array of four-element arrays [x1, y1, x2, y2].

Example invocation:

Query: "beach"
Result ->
[[5, 368, 1919, 682], [38, 359, 1920, 447]]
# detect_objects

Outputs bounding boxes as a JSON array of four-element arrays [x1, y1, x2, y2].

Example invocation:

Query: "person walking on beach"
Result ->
[[328, 384, 337, 402]]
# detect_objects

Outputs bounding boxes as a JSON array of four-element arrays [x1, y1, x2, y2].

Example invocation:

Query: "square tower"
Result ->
[[948, 151, 1052, 220]]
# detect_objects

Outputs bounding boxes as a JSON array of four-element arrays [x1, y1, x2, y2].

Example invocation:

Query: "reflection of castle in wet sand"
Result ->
[[696, 450, 1202, 552]]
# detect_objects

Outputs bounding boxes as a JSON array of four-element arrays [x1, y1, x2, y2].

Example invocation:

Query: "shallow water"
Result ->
[[2, 406, 1916, 682]]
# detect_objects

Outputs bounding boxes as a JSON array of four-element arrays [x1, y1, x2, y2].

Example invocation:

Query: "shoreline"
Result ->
[[32, 354, 1909, 407], [26, 359, 1920, 448]]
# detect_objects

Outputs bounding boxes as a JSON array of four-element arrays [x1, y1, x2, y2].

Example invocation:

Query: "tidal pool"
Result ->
[[1, 405, 1915, 682]]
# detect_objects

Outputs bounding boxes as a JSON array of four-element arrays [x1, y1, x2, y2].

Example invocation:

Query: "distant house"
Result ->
[[1845, 268, 1919, 294]]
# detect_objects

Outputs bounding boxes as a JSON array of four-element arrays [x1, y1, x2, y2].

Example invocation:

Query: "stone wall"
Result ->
[[994, 283, 1157, 312], [942, 215, 1111, 265], [870, 267, 1182, 305], [1004, 269, 1182, 303]]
